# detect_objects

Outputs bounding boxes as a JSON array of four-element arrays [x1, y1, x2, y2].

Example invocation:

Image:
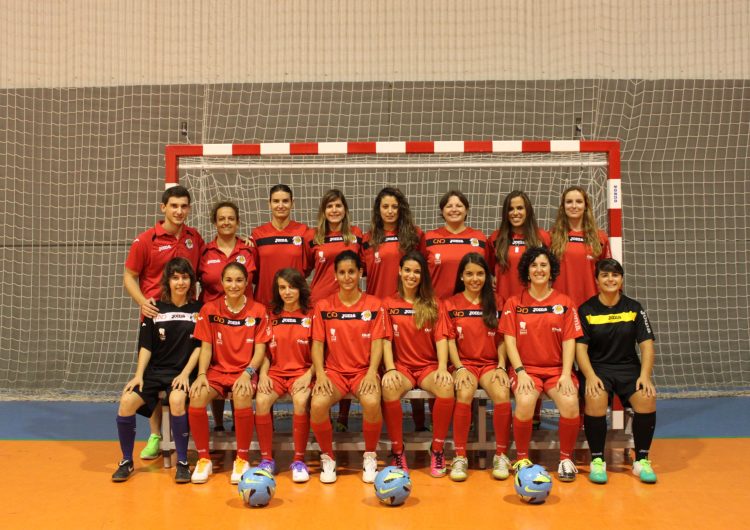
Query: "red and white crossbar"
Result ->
[[164, 139, 622, 263]]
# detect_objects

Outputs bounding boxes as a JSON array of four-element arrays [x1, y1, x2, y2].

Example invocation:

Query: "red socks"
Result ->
[[513, 417, 533, 460], [558, 416, 580, 460], [383, 399, 404, 454], [292, 414, 310, 461], [452, 402, 472, 457], [311, 418, 334, 457], [493, 402, 512, 455], [363, 419, 383, 453], [431, 397, 455, 452], [255, 413, 273, 460], [188, 406, 210, 459], [234, 407, 254, 461]]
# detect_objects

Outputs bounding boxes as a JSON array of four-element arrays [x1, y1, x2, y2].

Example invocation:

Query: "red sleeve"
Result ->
[[255, 310, 272, 344], [124, 234, 148, 274], [599, 231, 611, 259], [303, 228, 316, 276], [372, 306, 389, 340], [438, 299, 457, 340], [539, 229, 551, 247], [311, 300, 326, 343], [193, 305, 213, 343], [487, 230, 499, 273], [432, 301, 450, 341], [562, 301, 583, 340], [499, 298, 518, 338]]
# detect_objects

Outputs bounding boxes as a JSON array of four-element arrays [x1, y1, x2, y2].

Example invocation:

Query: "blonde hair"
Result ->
[[313, 189, 356, 246], [550, 185, 603, 259]]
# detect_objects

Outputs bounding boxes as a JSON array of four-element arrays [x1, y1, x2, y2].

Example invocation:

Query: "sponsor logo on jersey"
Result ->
[[154, 311, 195, 323], [434, 253, 441, 265], [392, 324, 399, 337], [185, 238, 194, 250], [318, 251, 325, 263], [552, 327, 562, 333], [456, 326, 464, 340], [296, 338, 308, 345], [361, 332, 371, 339], [206, 259, 221, 265], [158, 244, 173, 252], [217, 331, 223, 345], [569, 235, 585, 243], [374, 251, 381, 263], [586, 311, 637, 326], [330, 328, 337, 342]]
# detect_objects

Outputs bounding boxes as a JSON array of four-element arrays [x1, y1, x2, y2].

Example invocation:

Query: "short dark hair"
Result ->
[[438, 189, 470, 211], [269, 184, 293, 201], [161, 185, 191, 205], [334, 249, 362, 270], [159, 257, 197, 303], [595, 258, 624, 277], [210, 200, 240, 223], [518, 246, 561, 286]]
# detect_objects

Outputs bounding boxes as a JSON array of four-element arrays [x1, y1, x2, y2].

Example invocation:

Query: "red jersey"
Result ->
[[266, 309, 313, 377], [251, 221, 308, 307], [198, 238, 256, 302], [362, 228, 424, 299], [193, 299, 270, 373], [305, 226, 363, 304], [554, 229, 611, 308], [499, 290, 582, 369], [442, 293, 503, 366], [382, 295, 448, 370], [488, 229, 551, 302], [125, 221, 205, 301], [421, 226, 489, 300], [311, 293, 388, 374]]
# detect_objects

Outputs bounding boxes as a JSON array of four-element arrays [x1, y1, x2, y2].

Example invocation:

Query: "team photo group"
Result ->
[[113, 182, 658, 491]]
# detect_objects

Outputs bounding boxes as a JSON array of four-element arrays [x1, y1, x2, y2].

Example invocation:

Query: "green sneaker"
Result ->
[[633, 459, 657, 483], [139, 433, 162, 460], [512, 458, 533, 474], [589, 457, 608, 484]]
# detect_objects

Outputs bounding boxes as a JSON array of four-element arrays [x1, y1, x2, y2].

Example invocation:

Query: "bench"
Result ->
[[158, 390, 633, 468]]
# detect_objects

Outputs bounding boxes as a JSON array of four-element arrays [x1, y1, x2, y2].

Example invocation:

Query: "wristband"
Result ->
[[455, 366, 466, 373], [245, 366, 256, 377], [514, 366, 526, 374], [383, 368, 397, 374], [496, 366, 507, 372], [198, 372, 206, 377]]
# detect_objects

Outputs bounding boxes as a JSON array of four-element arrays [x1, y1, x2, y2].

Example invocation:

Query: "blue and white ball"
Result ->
[[374, 466, 412, 506], [238, 467, 276, 507], [514, 464, 552, 504]]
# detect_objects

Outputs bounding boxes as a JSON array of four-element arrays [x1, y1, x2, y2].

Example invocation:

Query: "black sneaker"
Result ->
[[175, 461, 191, 483], [112, 460, 134, 482]]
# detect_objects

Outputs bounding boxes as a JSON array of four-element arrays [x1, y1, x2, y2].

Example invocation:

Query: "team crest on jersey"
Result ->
[[236, 255, 247, 265], [434, 253, 441, 265], [318, 251, 325, 263], [301, 317, 312, 328], [456, 326, 464, 340], [330, 328, 337, 342], [470, 238, 479, 247], [392, 324, 399, 337], [185, 238, 194, 250], [519, 321, 528, 335], [245, 317, 256, 327], [158, 328, 166, 341], [361, 310, 372, 322], [292, 235, 303, 246], [552, 305, 564, 315], [374, 251, 381, 264], [192, 313, 199, 322], [217, 331, 223, 345]]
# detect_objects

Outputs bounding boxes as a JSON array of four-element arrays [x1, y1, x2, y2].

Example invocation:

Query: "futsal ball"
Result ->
[[238, 467, 276, 508], [514, 464, 552, 504], [374, 466, 412, 506]]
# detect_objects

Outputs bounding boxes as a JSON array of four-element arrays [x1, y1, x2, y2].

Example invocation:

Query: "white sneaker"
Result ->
[[290, 460, 310, 483], [230, 457, 249, 484], [320, 453, 337, 484], [191, 458, 213, 484], [492, 453, 511, 480], [362, 451, 378, 483], [450, 455, 469, 482]]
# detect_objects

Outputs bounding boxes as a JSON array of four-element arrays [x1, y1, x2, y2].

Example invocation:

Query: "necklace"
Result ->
[[225, 295, 247, 314]]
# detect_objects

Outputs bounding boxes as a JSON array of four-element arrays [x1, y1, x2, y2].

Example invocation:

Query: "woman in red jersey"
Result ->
[[255, 268, 314, 483], [549, 185, 611, 308], [443, 252, 512, 482], [488, 190, 550, 302], [251, 184, 308, 307], [198, 200, 256, 432], [309, 250, 387, 484], [500, 246, 583, 482], [381, 251, 454, 477], [188, 262, 269, 485], [422, 190, 489, 300], [305, 189, 363, 304]]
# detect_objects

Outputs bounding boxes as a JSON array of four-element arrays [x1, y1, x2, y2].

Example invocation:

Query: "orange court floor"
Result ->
[[1, 438, 744, 530]]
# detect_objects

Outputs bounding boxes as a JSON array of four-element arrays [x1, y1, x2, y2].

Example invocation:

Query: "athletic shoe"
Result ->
[[258, 458, 276, 475], [320, 454, 337, 484], [213, 425, 225, 432], [230, 457, 250, 484], [429, 449, 447, 478], [290, 460, 310, 483], [175, 461, 191, 484], [449, 456, 469, 482], [633, 459, 657, 483], [512, 458, 533, 474], [391, 451, 409, 473], [191, 458, 213, 484], [111, 459, 134, 482], [589, 457, 608, 484], [139, 434, 162, 460], [362, 451, 378, 483], [557, 458, 578, 482], [334, 421, 348, 433], [491, 453, 511, 480]]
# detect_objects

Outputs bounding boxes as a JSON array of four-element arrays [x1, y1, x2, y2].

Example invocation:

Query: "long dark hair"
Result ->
[[159, 257, 197, 303], [397, 251, 438, 329], [369, 187, 420, 253], [494, 190, 542, 272], [270, 268, 311, 315], [453, 252, 497, 329]]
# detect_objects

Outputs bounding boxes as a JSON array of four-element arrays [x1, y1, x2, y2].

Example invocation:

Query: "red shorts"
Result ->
[[395, 362, 439, 388], [207, 368, 256, 399], [267, 370, 313, 397], [451, 362, 497, 382], [325, 368, 370, 397], [509, 367, 579, 395]]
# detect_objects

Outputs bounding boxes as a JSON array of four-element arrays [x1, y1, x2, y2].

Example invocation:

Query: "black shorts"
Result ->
[[579, 364, 641, 407], [133, 370, 189, 418]]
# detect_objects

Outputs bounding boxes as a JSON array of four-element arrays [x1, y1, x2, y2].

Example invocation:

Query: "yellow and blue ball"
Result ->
[[238, 467, 276, 507], [374, 466, 412, 506], [514, 464, 552, 504]]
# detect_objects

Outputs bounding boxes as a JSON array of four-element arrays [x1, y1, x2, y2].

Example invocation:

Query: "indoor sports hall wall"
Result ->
[[0, 1, 748, 398]]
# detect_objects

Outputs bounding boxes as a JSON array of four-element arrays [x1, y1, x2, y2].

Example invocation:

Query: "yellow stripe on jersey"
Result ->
[[585, 311, 637, 325]]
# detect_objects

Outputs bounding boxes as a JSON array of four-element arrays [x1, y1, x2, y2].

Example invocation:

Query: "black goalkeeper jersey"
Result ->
[[576, 294, 655, 367], [138, 300, 203, 374]]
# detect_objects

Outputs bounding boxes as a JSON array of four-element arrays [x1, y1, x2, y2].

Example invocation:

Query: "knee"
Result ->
[[382, 387, 403, 402], [169, 394, 186, 415], [456, 388, 475, 403], [558, 398, 580, 418]]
